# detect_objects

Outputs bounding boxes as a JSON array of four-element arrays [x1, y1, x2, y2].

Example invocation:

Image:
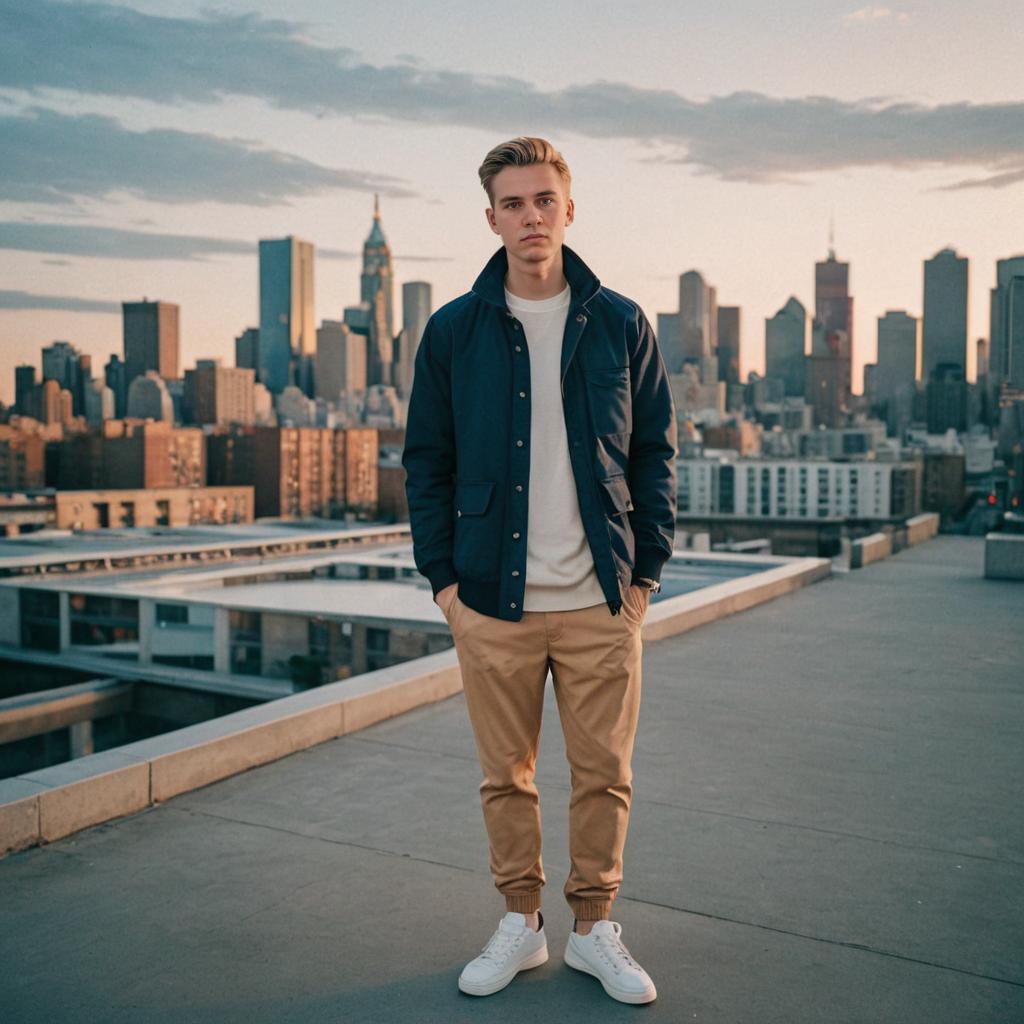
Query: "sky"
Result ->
[[1, 0, 1022, 405]]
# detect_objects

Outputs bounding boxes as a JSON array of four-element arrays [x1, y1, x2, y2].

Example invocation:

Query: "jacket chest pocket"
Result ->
[[586, 365, 632, 436], [453, 479, 501, 580]]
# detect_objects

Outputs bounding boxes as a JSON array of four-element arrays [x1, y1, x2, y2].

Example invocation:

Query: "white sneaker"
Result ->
[[458, 911, 548, 996], [564, 920, 657, 1004]]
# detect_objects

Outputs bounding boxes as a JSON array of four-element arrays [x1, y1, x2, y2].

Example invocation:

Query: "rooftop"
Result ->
[[1, 535, 1021, 1022]]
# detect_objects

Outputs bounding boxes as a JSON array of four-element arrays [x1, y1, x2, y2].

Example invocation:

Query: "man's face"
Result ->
[[485, 163, 574, 265]]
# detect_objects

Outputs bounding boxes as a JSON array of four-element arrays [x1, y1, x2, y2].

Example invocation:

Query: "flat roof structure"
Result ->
[[1, 535, 1020, 1021]]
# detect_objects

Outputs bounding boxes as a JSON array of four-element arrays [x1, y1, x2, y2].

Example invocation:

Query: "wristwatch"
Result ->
[[633, 577, 661, 593]]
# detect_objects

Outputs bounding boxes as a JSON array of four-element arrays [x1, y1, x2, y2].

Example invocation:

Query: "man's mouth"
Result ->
[[522, 234, 546, 241]]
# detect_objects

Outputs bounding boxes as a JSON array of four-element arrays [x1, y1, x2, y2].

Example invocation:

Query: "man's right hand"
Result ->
[[435, 582, 458, 613]]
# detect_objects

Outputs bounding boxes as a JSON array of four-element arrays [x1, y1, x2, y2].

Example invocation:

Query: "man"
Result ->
[[402, 137, 677, 1005]]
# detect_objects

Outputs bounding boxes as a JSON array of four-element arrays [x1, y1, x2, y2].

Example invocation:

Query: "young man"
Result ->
[[402, 137, 677, 1004]]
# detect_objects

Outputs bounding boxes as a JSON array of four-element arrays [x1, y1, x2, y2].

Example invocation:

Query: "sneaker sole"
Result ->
[[563, 943, 657, 1004], [458, 944, 549, 997]]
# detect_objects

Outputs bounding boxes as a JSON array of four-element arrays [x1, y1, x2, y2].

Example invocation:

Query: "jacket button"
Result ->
[[512, 531, 520, 539], [510, 602, 517, 609], [456, 509, 462, 517], [515, 345, 522, 352], [512, 322, 520, 330], [515, 484, 523, 492], [576, 313, 586, 322], [519, 391, 526, 398], [516, 439, 524, 447]]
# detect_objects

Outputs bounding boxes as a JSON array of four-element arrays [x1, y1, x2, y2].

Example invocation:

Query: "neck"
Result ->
[[504, 247, 568, 301]]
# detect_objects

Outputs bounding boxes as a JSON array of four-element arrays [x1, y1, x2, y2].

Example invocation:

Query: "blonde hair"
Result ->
[[478, 136, 572, 204]]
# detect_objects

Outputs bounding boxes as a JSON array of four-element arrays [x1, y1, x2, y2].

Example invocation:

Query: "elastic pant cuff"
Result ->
[[569, 897, 613, 921], [504, 890, 542, 914]]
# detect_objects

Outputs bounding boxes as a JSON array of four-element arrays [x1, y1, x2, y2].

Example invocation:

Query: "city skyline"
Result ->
[[1, 0, 1022, 403]]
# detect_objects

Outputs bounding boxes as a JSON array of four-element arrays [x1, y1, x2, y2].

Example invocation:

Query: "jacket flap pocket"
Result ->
[[600, 473, 634, 514], [587, 365, 629, 386], [455, 480, 495, 516]]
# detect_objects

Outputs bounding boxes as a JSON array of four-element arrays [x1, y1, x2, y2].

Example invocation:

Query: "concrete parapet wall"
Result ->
[[984, 533, 1024, 580], [850, 532, 892, 569], [0, 553, 830, 859], [906, 512, 940, 545]]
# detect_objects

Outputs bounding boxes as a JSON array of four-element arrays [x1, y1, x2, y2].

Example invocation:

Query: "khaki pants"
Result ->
[[439, 585, 649, 922]]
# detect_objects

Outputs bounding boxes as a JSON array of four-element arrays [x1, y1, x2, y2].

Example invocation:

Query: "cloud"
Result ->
[[0, 107, 417, 206], [0, 221, 453, 263], [0, 2, 1019, 188], [843, 6, 911, 23], [0, 289, 119, 313]]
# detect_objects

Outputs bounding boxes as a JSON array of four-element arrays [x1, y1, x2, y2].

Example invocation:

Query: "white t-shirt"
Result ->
[[505, 283, 608, 612]]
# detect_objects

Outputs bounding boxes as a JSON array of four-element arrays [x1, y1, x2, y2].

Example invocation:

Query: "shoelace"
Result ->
[[478, 925, 525, 965], [592, 923, 642, 974]]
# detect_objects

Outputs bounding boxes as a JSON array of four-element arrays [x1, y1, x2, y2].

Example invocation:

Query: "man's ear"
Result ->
[[565, 197, 575, 226], [485, 207, 500, 235]]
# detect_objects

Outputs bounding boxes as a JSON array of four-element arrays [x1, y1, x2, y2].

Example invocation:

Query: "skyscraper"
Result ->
[[716, 306, 741, 385], [990, 256, 1024, 389], [922, 248, 968, 380], [235, 327, 260, 374], [765, 297, 806, 398], [259, 237, 314, 394], [123, 300, 180, 387], [679, 270, 717, 369], [808, 246, 853, 426], [875, 310, 918, 436], [398, 281, 432, 398], [361, 196, 395, 388]]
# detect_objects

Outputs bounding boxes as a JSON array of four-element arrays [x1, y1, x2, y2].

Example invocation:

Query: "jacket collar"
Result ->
[[471, 244, 602, 312]]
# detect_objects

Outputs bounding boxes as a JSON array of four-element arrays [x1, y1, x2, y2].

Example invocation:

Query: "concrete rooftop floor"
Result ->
[[2, 535, 1022, 1023]]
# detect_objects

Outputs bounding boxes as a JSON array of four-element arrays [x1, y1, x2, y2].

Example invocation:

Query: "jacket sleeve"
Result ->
[[627, 308, 678, 584], [402, 314, 458, 597]]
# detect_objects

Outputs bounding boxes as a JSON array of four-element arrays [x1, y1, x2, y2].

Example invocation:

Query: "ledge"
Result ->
[[0, 552, 829, 859]]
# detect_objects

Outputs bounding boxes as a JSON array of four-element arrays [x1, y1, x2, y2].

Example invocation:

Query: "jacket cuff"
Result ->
[[423, 560, 458, 598], [631, 549, 669, 586]]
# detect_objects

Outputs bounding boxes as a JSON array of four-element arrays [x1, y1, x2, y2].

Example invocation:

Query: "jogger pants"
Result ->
[[439, 584, 648, 922]]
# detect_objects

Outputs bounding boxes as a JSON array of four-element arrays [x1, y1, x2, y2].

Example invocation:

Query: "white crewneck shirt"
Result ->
[[505, 283, 608, 612]]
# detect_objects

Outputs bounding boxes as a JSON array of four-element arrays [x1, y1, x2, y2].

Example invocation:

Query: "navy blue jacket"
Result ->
[[402, 244, 677, 621]]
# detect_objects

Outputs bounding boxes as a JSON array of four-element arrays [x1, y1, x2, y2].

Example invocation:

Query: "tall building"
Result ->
[[41, 340, 92, 415], [316, 320, 367, 403], [123, 300, 180, 387], [875, 311, 918, 436], [397, 281, 432, 398], [184, 359, 256, 426], [235, 327, 260, 374], [808, 246, 853, 425], [765, 297, 806, 399], [361, 197, 395, 388], [14, 365, 36, 415], [104, 354, 128, 419], [716, 306, 741, 386], [922, 248, 968, 380], [258, 237, 314, 394], [989, 256, 1024, 390], [679, 270, 717, 370], [656, 312, 682, 372]]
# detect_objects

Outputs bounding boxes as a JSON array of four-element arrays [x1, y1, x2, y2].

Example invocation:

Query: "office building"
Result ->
[[765, 297, 806, 398], [922, 248, 968, 379], [258, 237, 314, 394], [123, 300, 180, 387]]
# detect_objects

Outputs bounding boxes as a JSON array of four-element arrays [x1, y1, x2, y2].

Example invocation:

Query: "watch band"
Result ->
[[634, 577, 661, 593]]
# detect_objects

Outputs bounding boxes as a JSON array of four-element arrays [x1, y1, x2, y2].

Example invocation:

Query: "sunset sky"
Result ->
[[1, 0, 1022, 405]]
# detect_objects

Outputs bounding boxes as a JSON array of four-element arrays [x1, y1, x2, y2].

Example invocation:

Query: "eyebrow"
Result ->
[[498, 189, 559, 205]]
